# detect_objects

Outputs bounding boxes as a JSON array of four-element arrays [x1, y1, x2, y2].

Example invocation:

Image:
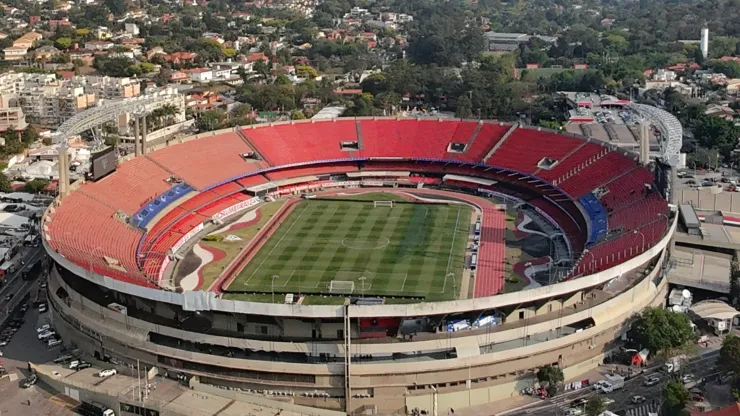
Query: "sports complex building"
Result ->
[[42, 116, 680, 414]]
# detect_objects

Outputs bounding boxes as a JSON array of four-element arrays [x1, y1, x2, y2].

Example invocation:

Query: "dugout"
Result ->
[[247, 182, 278, 197]]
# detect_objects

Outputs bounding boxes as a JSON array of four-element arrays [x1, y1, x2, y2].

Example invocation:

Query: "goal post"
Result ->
[[329, 280, 355, 294], [373, 201, 394, 208]]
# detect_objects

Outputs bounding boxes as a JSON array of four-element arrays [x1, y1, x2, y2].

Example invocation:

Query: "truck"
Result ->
[[665, 355, 686, 374], [598, 374, 625, 393], [76, 401, 115, 416]]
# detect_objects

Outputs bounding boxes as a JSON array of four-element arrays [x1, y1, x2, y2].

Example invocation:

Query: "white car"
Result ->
[[0, 350, 3, 356], [69, 360, 79, 370], [645, 375, 661, 386], [36, 324, 50, 333], [47, 339, 62, 348], [632, 395, 646, 404], [683, 374, 695, 384], [38, 331, 55, 340], [98, 369, 117, 377], [39, 304, 47, 313]]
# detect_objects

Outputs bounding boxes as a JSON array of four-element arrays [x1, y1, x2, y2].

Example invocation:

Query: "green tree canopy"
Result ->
[[24, 179, 49, 194], [0, 174, 12, 193], [585, 396, 607, 416], [720, 335, 740, 376], [195, 110, 226, 132], [629, 307, 695, 354], [664, 380, 690, 412]]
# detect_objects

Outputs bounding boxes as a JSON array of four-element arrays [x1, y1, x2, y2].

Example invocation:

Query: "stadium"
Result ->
[[42, 118, 678, 414]]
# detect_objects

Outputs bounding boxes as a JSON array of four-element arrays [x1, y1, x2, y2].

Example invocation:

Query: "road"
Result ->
[[0, 248, 46, 319], [506, 352, 721, 416]]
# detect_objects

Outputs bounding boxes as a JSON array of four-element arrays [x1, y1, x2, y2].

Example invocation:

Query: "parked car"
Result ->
[[69, 360, 80, 370], [47, 339, 62, 348], [644, 375, 660, 386], [632, 395, 646, 404], [77, 362, 92, 370], [36, 324, 50, 333], [98, 369, 117, 377], [683, 373, 695, 384], [38, 303, 47, 313]]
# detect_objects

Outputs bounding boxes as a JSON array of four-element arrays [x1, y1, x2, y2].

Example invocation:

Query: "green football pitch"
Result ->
[[227, 193, 472, 300]]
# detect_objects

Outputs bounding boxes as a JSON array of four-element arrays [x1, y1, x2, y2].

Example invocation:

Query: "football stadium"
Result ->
[[42, 118, 678, 414]]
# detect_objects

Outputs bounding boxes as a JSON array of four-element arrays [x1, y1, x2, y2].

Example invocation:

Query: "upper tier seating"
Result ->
[[80, 157, 172, 215], [536, 143, 605, 182], [147, 132, 266, 189], [607, 194, 668, 233], [557, 152, 635, 198], [474, 207, 506, 297], [458, 123, 510, 163], [244, 121, 357, 165], [359, 119, 460, 159], [599, 168, 655, 210], [488, 129, 582, 174], [45, 193, 145, 283]]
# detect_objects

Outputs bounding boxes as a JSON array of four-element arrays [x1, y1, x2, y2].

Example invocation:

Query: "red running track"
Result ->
[[474, 207, 506, 297]]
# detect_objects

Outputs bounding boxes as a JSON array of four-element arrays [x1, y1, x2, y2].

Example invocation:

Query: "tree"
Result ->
[[536, 365, 564, 396], [629, 307, 696, 354], [0, 174, 12, 192], [585, 396, 607, 416], [664, 380, 690, 412], [55, 37, 73, 50], [291, 110, 306, 120], [296, 65, 319, 79], [24, 179, 49, 194], [455, 95, 473, 119], [720, 335, 740, 376], [104, 0, 127, 16], [195, 110, 226, 132], [731, 261, 740, 308]]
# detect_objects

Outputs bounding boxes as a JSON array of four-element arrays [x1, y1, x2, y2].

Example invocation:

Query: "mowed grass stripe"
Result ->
[[231, 196, 472, 300]]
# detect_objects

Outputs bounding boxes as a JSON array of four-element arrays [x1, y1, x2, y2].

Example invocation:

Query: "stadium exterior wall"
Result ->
[[47, 244, 669, 413], [41, 209, 676, 319]]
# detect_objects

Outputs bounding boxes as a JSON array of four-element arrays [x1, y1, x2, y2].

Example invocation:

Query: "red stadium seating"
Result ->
[[573, 219, 668, 276], [607, 194, 668, 233], [45, 119, 668, 291], [536, 143, 605, 182], [557, 152, 635, 198], [45, 193, 144, 281], [459, 123, 510, 163], [359, 119, 461, 159], [244, 121, 356, 165], [599, 168, 655, 210], [80, 157, 173, 215], [489, 129, 582, 174], [147, 132, 266, 189]]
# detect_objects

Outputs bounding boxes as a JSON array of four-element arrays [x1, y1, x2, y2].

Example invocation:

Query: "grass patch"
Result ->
[[199, 201, 285, 290], [226, 193, 471, 301]]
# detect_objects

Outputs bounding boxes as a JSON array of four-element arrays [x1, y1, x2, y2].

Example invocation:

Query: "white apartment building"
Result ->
[[0, 72, 144, 127]]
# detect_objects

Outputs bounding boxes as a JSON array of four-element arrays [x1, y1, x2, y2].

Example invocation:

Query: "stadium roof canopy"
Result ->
[[690, 300, 740, 321]]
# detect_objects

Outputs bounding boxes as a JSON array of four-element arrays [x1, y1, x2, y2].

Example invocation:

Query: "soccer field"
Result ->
[[227, 194, 472, 300]]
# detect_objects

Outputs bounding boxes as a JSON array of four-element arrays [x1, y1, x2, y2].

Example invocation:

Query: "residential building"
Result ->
[[84, 40, 114, 50], [0, 107, 26, 132], [3, 46, 28, 61], [124, 23, 140, 35], [189, 68, 214, 82], [12, 32, 42, 49]]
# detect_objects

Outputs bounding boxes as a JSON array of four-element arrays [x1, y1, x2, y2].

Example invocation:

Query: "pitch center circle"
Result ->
[[341, 238, 390, 250]]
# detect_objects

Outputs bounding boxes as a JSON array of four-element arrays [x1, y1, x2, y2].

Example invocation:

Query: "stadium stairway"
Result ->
[[237, 128, 272, 165], [482, 124, 518, 163]]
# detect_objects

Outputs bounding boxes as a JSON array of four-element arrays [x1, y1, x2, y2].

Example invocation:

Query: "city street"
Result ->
[[506, 352, 721, 416]]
